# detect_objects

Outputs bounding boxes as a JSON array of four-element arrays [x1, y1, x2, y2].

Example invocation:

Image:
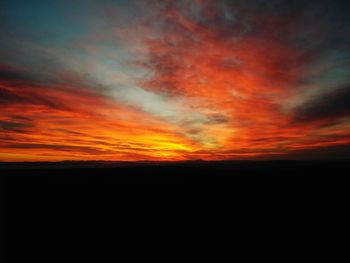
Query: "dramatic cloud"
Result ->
[[293, 85, 350, 123], [0, 0, 349, 161]]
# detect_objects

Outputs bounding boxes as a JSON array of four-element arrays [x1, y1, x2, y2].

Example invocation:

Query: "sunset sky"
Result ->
[[1, 0, 350, 161]]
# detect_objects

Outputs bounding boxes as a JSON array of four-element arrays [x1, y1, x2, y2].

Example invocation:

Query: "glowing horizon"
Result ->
[[1, 0, 350, 161]]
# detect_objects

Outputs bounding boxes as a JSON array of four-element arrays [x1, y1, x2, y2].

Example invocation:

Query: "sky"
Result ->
[[0, 0, 350, 161]]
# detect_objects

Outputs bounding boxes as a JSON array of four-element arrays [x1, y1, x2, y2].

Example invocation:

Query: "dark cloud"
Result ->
[[0, 67, 37, 84], [206, 114, 230, 125], [186, 128, 201, 135], [251, 136, 291, 143], [0, 87, 67, 109], [0, 64, 51, 88], [293, 85, 350, 122], [49, 128, 86, 136], [0, 88, 27, 104], [0, 120, 33, 132], [264, 144, 350, 160], [2, 142, 107, 155], [9, 115, 32, 122]]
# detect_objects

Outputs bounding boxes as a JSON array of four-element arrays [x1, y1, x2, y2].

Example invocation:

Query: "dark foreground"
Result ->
[[1, 159, 348, 177], [2, 160, 349, 208], [2, 160, 349, 258], [1, 160, 349, 190], [2, 160, 348, 224]]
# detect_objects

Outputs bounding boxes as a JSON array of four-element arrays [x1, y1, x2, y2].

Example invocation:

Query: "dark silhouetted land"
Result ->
[[2, 160, 349, 186], [2, 160, 348, 254]]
